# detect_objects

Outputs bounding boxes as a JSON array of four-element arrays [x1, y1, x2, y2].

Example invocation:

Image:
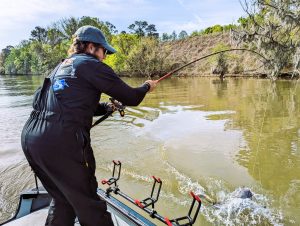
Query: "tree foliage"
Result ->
[[233, 0, 300, 78], [161, 30, 183, 41], [178, 30, 188, 40], [0, 17, 168, 76], [30, 26, 48, 43], [0, 16, 118, 75], [128, 21, 159, 38], [125, 38, 172, 77], [104, 33, 139, 73], [211, 43, 230, 78], [190, 24, 237, 37], [3, 10, 299, 78], [0, 46, 13, 74]]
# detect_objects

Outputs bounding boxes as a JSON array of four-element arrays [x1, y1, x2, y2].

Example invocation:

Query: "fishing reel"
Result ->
[[92, 98, 126, 128], [108, 97, 125, 117]]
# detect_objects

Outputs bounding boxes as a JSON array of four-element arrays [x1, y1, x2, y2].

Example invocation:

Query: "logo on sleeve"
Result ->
[[52, 79, 69, 91]]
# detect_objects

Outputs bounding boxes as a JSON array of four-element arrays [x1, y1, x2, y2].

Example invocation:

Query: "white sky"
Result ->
[[0, 0, 246, 49]]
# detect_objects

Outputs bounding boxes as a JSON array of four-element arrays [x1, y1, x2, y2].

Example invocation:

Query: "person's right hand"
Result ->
[[144, 80, 158, 92], [104, 102, 116, 113]]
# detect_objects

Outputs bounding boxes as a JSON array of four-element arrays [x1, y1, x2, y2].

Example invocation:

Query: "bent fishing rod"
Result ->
[[92, 48, 266, 127], [155, 48, 267, 83]]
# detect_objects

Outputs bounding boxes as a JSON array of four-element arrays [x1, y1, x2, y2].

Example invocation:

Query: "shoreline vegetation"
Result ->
[[1, 1, 299, 79], [1, 73, 298, 80]]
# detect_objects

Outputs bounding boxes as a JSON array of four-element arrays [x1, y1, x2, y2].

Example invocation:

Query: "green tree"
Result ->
[[128, 21, 148, 37], [0, 46, 14, 74], [0, 53, 5, 74], [0, 56, 3, 74], [125, 38, 172, 77], [3, 41, 34, 74], [171, 31, 177, 40], [211, 43, 230, 78], [105, 21, 118, 34], [203, 25, 223, 34], [58, 17, 80, 39], [46, 28, 64, 46], [77, 17, 116, 41], [237, 17, 249, 28], [18, 41, 32, 74], [161, 33, 170, 41], [178, 30, 188, 39], [145, 24, 159, 38], [223, 24, 237, 31], [4, 47, 19, 74], [128, 21, 159, 38], [104, 33, 139, 73], [30, 26, 48, 43], [211, 25, 223, 33], [190, 30, 201, 37]]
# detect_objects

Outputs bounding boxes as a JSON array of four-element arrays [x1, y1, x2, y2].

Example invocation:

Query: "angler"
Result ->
[[20, 25, 157, 226]]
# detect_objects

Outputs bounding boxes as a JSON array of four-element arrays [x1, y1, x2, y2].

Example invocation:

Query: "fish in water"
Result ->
[[236, 188, 253, 199], [200, 187, 253, 205]]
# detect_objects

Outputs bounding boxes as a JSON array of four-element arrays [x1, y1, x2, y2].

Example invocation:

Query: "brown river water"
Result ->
[[0, 75, 299, 225]]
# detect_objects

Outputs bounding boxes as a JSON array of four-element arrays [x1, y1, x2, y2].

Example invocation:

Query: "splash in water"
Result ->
[[202, 187, 283, 225], [162, 160, 283, 225]]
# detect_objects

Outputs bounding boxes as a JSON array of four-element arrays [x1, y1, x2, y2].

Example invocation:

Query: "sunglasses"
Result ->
[[93, 43, 108, 56], [103, 48, 108, 56]]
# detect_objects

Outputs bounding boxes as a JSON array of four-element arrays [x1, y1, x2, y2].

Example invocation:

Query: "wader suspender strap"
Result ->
[[32, 62, 63, 115], [49, 62, 64, 116], [48, 62, 63, 80]]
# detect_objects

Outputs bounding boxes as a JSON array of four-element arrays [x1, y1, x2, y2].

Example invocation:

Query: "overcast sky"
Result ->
[[0, 0, 245, 50]]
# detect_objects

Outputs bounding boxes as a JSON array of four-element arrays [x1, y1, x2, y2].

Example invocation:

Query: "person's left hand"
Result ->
[[144, 80, 158, 92]]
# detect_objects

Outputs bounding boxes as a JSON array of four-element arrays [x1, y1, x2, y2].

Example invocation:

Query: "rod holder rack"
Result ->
[[101, 160, 202, 226]]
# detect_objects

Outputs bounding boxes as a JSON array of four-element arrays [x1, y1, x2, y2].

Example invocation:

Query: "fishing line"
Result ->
[[252, 75, 300, 180], [251, 81, 272, 183]]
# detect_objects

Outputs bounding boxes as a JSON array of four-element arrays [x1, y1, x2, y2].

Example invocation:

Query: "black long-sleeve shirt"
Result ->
[[52, 53, 149, 125]]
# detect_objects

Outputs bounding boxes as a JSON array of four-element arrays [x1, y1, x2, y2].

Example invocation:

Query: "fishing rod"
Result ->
[[155, 48, 268, 83]]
